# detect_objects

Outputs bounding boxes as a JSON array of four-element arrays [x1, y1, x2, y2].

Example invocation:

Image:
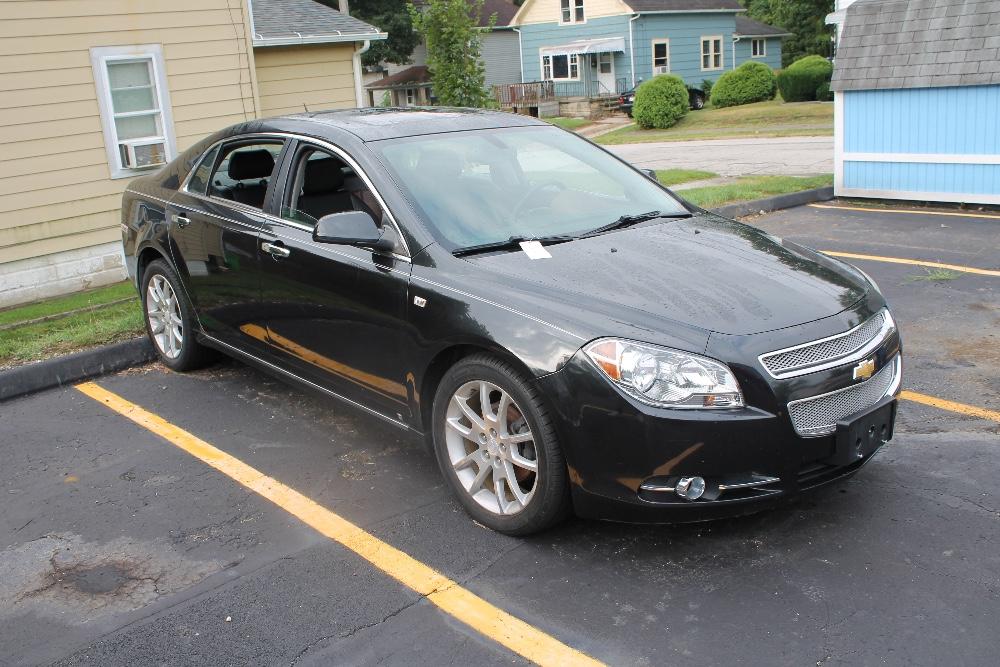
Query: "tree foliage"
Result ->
[[316, 0, 420, 66], [710, 61, 777, 108], [740, 0, 834, 67], [633, 75, 689, 130], [410, 0, 494, 107]]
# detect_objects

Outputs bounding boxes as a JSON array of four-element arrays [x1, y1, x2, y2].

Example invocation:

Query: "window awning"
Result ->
[[539, 37, 626, 58]]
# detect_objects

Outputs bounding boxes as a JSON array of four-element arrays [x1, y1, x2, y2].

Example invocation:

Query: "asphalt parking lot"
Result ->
[[2, 202, 998, 666]]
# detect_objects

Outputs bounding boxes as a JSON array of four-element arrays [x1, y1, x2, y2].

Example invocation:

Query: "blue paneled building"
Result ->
[[832, 0, 1000, 205], [508, 0, 789, 97]]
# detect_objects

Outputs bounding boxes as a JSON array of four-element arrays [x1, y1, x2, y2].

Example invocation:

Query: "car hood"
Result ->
[[461, 213, 868, 337]]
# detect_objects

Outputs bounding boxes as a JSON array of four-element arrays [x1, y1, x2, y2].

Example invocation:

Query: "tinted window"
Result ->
[[208, 141, 283, 210], [281, 146, 386, 228], [186, 145, 220, 195]]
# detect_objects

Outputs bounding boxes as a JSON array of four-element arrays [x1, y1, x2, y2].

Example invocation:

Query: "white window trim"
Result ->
[[90, 44, 176, 180], [751, 38, 767, 58], [651, 38, 670, 74], [540, 53, 581, 81], [700, 35, 724, 71], [558, 0, 586, 25]]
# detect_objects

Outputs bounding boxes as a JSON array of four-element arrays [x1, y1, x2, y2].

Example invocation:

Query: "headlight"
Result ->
[[584, 339, 744, 409]]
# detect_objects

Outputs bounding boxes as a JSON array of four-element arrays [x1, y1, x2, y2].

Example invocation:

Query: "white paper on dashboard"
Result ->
[[519, 240, 552, 259]]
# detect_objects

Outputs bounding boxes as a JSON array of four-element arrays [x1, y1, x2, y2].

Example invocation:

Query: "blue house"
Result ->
[[831, 0, 1000, 205], [508, 0, 789, 98]]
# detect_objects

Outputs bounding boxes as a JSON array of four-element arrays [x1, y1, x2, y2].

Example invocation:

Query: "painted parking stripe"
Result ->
[[809, 203, 1000, 221], [820, 250, 1000, 278], [74, 381, 604, 667], [900, 391, 1000, 423]]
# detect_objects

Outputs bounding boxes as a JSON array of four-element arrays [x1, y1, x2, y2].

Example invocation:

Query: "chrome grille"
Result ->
[[760, 311, 889, 378], [788, 357, 899, 437]]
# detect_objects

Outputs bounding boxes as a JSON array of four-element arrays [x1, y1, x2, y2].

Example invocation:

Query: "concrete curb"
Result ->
[[712, 186, 834, 219], [0, 337, 155, 403]]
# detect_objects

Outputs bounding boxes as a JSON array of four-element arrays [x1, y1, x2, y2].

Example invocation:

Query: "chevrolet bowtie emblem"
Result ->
[[853, 358, 876, 381]]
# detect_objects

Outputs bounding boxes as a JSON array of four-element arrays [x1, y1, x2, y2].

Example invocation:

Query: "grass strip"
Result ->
[[656, 169, 718, 187], [681, 174, 834, 209]]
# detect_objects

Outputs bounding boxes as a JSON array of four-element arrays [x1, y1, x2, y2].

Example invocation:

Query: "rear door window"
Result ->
[[207, 141, 284, 210]]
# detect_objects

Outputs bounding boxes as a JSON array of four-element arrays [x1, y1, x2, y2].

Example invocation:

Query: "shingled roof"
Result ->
[[250, 0, 385, 46], [734, 16, 792, 38], [624, 0, 744, 11], [832, 0, 1000, 92]]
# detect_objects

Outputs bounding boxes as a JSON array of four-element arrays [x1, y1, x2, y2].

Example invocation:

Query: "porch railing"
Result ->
[[493, 77, 630, 107]]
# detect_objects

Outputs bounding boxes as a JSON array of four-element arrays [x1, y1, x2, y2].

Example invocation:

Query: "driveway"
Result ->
[[607, 136, 833, 177], [2, 203, 998, 666]]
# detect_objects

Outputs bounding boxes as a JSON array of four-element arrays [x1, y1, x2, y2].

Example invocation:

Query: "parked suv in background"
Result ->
[[619, 86, 707, 116]]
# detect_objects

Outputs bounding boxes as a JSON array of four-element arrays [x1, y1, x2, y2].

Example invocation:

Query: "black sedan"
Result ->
[[619, 86, 707, 116], [121, 108, 901, 535]]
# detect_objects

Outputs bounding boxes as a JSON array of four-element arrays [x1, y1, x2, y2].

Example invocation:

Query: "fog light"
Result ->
[[676, 476, 706, 500]]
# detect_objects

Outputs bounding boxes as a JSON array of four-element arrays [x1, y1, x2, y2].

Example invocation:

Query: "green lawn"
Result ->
[[598, 99, 833, 145], [656, 169, 718, 187], [682, 174, 834, 209], [0, 281, 145, 368], [543, 117, 591, 131]]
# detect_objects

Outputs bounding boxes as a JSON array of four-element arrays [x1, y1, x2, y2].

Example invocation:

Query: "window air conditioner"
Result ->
[[119, 139, 167, 169], [654, 65, 670, 75]]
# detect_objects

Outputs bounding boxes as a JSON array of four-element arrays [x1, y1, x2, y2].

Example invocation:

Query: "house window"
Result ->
[[560, 0, 584, 24], [90, 44, 176, 179], [405, 88, 417, 106], [542, 53, 579, 81], [752, 39, 766, 57], [701, 36, 723, 70], [652, 39, 670, 74]]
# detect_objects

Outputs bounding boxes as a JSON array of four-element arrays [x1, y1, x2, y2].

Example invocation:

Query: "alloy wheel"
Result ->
[[444, 380, 539, 515], [146, 274, 183, 359]]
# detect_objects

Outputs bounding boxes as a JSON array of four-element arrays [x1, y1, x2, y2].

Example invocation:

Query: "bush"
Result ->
[[815, 81, 833, 101], [632, 74, 689, 129], [776, 55, 833, 102], [701, 78, 714, 97], [709, 61, 777, 108]]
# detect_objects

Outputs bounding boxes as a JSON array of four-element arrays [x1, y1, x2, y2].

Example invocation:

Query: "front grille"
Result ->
[[788, 356, 899, 437], [760, 311, 889, 378]]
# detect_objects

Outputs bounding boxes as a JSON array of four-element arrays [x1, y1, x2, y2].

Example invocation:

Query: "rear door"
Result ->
[[255, 139, 415, 421], [167, 137, 288, 351]]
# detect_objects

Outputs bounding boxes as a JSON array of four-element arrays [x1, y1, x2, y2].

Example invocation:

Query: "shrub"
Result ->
[[776, 55, 833, 102], [710, 61, 777, 108], [701, 78, 714, 97], [816, 81, 833, 101], [632, 74, 689, 129]]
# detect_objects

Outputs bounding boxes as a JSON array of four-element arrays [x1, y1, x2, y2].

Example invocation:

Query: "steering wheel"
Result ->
[[511, 180, 567, 219]]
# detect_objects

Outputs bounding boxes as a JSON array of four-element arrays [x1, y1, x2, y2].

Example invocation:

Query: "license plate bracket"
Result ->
[[826, 396, 897, 467]]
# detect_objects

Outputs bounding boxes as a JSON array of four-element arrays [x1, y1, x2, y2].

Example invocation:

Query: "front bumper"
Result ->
[[535, 318, 902, 523]]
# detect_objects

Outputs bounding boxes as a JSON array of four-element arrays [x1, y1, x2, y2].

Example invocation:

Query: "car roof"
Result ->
[[258, 107, 549, 142]]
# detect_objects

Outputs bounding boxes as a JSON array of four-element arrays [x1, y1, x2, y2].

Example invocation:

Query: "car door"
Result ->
[[167, 137, 287, 352], [255, 139, 415, 421]]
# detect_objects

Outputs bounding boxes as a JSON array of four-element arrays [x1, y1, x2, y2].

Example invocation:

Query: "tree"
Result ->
[[316, 0, 420, 67], [410, 0, 495, 107], [741, 0, 834, 68]]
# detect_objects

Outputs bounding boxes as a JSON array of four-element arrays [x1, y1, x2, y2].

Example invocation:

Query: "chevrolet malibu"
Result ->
[[121, 108, 901, 535]]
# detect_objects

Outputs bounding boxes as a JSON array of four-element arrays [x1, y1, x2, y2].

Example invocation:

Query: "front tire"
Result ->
[[141, 259, 215, 371], [432, 354, 570, 535], [690, 91, 706, 110]]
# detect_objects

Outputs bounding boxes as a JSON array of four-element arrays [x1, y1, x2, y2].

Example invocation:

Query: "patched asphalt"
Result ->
[[2, 202, 998, 666]]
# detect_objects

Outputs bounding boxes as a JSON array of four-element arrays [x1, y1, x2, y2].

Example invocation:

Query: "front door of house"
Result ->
[[597, 53, 615, 94]]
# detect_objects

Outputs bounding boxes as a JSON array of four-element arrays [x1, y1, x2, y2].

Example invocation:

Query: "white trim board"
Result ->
[[836, 187, 1000, 206], [843, 152, 1000, 165]]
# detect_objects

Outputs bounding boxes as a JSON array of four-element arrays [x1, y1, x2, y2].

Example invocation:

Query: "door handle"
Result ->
[[262, 241, 290, 259], [172, 214, 191, 228]]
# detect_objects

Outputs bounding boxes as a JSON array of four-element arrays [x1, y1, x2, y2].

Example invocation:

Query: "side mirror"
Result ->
[[313, 211, 395, 253], [641, 168, 658, 181]]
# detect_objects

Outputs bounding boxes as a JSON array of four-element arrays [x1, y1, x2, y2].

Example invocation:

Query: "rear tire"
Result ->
[[432, 354, 571, 535], [690, 91, 706, 110], [140, 259, 216, 371]]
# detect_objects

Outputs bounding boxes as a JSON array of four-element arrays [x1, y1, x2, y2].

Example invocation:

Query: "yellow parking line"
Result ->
[[820, 251, 1000, 277], [74, 381, 604, 667], [900, 390, 1000, 423], [809, 203, 1000, 221]]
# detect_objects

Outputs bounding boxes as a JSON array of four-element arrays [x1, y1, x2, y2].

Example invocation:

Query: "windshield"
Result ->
[[370, 126, 690, 251]]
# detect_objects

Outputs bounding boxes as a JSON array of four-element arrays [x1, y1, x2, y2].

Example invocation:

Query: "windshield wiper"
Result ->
[[582, 210, 692, 238], [452, 234, 576, 258]]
